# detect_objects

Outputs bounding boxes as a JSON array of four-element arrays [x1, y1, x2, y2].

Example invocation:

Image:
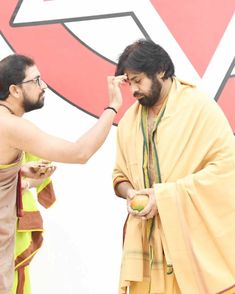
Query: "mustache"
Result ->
[[133, 91, 144, 98], [39, 90, 45, 98]]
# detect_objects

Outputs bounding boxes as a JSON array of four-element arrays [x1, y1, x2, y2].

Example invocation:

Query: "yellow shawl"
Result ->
[[113, 78, 235, 294]]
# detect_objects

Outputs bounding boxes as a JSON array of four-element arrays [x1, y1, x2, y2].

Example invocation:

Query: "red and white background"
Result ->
[[0, 1, 234, 293]]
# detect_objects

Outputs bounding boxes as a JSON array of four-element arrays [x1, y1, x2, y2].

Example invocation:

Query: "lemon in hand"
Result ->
[[130, 195, 149, 212]]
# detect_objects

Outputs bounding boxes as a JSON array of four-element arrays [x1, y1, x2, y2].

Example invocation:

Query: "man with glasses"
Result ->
[[16, 76, 46, 112], [0, 53, 126, 294]]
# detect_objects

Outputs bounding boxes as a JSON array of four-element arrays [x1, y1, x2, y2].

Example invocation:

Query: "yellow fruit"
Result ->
[[130, 195, 149, 212]]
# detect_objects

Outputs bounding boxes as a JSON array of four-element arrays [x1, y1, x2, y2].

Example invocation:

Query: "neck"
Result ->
[[0, 102, 15, 114], [0, 99, 24, 116]]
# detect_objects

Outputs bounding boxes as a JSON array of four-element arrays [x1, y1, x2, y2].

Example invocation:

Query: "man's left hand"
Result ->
[[21, 160, 56, 179]]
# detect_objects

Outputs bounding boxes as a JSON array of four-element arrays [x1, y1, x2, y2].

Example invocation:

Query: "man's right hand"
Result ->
[[107, 74, 127, 112]]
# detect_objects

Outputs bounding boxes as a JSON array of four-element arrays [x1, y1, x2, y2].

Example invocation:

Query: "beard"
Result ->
[[136, 77, 162, 107], [23, 91, 45, 112]]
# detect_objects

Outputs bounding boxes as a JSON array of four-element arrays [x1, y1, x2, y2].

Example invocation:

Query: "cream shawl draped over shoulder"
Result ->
[[113, 78, 235, 294]]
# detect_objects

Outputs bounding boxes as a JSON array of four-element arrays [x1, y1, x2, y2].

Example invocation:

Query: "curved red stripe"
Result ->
[[0, 0, 133, 123]]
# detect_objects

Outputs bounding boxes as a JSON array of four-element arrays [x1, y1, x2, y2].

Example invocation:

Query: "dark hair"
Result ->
[[0, 54, 35, 100], [115, 39, 175, 79]]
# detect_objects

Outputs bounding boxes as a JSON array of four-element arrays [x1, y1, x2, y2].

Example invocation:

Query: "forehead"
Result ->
[[24, 65, 40, 79], [125, 70, 146, 80]]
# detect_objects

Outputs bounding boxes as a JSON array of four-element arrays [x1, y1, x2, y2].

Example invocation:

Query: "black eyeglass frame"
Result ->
[[17, 76, 43, 87]]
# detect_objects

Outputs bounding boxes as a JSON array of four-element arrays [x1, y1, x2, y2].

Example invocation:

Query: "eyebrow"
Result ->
[[127, 75, 140, 82], [24, 75, 40, 80]]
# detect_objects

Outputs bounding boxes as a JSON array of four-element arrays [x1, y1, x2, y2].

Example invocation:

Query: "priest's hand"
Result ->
[[107, 74, 127, 112], [21, 160, 56, 179]]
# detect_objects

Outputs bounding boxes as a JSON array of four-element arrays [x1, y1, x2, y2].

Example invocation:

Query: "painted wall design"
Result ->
[[1, 0, 234, 128], [0, 1, 234, 293]]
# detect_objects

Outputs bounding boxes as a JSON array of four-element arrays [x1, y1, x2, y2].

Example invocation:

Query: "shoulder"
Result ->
[[0, 113, 37, 139], [118, 101, 140, 128], [174, 78, 217, 112], [176, 79, 232, 131], [166, 78, 232, 130], [0, 112, 14, 132]]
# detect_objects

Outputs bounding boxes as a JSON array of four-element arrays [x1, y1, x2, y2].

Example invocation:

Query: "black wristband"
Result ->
[[104, 106, 117, 114]]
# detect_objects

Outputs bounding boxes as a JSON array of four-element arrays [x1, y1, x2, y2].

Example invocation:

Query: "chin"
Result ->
[[138, 97, 148, 106]]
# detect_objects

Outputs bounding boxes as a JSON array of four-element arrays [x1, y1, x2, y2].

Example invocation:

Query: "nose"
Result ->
[[130, 83, 139, 95], [40, 79, 48, 90]]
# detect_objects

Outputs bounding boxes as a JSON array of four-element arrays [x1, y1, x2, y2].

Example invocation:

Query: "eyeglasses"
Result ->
[[18, 76, 44, 88]]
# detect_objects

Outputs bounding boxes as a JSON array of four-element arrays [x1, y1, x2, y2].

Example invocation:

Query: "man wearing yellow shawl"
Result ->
[[12, 153, 56, 294], [113, 39, 235, 294]]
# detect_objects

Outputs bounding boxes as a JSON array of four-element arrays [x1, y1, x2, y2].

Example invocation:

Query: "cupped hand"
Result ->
[[21, 160, 56, 179], [133, 188, 158, 220]]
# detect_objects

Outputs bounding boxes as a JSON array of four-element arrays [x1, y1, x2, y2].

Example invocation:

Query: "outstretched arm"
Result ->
[[2, 75, 127, 164]]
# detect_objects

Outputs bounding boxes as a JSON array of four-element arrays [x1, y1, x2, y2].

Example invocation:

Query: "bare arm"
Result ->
[[2, 75, 126, 164], [115, 181, 135, 199]]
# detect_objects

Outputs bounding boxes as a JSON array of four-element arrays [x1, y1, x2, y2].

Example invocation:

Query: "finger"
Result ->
[[136, 203, 152, 216], [136, 189, 150, 195], [44, 166, 53, 174], [127, 206, 139, 216], [107, 76, 115, 86], [144, 207, 158, 219], [116, 74, 127, 81], [144, 213, 155, 219], [30, 163, 48, 173], [113, 75, 127, 86], [45, 167, 56, 176], [130, 210, 140, 217], [127, 193, 136, 200], [30, 165, 40, 173], [136, 214, 148, 220], [40, 160, 51, 164], [38, 167, 47, 174], [147, 213, 156, 219], [49, 166, 56, 172]]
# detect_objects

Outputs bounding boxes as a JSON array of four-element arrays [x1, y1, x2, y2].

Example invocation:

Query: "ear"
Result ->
[[159, 71, 165, 79], [9, 84, 21, 98]]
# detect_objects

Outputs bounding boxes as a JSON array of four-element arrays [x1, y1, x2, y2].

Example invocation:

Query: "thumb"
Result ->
[[135, 189, 149, 195], [127, 189, 136, 199]]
